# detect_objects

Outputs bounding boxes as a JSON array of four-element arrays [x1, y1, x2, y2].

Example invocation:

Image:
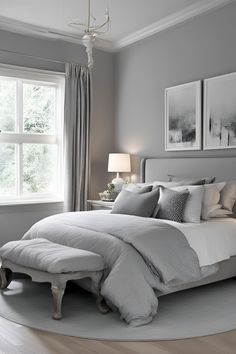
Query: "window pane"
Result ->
[[23, 144, 57, 194], [0, 144, 16, 196], [0, 79, 16, 132], [23, 84, 55, 134]]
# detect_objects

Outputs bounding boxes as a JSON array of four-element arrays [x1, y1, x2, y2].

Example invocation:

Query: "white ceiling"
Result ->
[[0, 0, 233, 50]]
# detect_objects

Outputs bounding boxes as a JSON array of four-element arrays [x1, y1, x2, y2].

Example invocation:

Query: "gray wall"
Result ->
[[115, 2, 236, 178], [0, 203, 63, 246], [0, 30, 115, 245]]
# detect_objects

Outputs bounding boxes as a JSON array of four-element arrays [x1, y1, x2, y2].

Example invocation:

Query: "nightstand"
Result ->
[[87, 200, 114, 211]]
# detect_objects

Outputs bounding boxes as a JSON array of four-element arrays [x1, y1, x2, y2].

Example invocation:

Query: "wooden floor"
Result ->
[[0, 317, 236, 354]]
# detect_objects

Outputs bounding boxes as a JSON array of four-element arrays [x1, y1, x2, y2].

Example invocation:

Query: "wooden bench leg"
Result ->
[[51, 284, 65, 320], [0, 268, 12, 290]]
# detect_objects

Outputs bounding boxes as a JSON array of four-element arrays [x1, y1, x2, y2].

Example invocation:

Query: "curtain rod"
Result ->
[[0, 48, 66, 65]]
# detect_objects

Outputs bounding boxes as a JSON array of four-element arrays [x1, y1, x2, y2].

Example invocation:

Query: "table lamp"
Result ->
[[108, 153, 131, 191]]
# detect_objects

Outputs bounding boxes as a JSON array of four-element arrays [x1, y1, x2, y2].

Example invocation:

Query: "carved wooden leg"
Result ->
[[0, 268, 12, 290], [51, 284, 65, 320], [96, 294, 110, 314]]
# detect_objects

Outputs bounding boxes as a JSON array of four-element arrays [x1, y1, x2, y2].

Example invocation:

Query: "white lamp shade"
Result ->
[[108, 153, 131, 173]]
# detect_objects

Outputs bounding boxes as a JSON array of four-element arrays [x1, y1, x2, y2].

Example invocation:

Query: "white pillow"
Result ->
[[208, 209, 233, 219], [220, 181, 236, 211], [208, 208, 233, 218], [205, 203, 222, 215], [173, 185, 204, 223], [201, 182, 226, 220]]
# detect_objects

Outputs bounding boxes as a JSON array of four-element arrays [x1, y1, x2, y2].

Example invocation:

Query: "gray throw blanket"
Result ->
[[23, 211, 202, 326]]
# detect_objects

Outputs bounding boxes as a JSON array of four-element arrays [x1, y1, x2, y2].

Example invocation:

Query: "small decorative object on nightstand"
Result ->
[[99, 183, 117, 201], [87, 200, 114, 211]]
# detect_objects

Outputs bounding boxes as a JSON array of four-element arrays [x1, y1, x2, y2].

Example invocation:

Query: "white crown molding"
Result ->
[[0, 16, 115, 52], [115, 0, 234, 49], [0, 0, 233, 53]]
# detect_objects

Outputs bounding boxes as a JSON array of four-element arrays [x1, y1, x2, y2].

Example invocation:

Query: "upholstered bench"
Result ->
[[0, 238, 106, 320]]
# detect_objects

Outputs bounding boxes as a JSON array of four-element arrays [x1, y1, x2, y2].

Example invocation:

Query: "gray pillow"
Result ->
[[169, 175, 216, 185], [123, 183, 153, 193], [111, 188, 159, 217], [156, 186, 189, 223], [204, 176, 216, 184], [135, 185, 153, 194]]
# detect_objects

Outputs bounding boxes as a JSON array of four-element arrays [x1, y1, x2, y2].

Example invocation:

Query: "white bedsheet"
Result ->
[[97, 211, 236, 268], [165, 218, 236, 267]]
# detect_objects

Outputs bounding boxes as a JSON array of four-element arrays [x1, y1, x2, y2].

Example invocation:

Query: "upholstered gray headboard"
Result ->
[[141, 157, 236, 183]]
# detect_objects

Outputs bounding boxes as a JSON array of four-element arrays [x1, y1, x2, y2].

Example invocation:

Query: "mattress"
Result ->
[[157, 255, 236, 296]]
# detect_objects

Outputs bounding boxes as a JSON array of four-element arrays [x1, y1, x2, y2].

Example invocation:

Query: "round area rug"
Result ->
[[0, 279, 236, 341]]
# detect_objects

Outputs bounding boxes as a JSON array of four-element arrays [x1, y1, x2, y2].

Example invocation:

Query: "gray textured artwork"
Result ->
[[165, 82, 201, 151], [204, 73, 236, 149]]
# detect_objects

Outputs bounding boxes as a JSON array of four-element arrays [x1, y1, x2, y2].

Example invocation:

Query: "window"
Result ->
[[0, 65, 65, 204]]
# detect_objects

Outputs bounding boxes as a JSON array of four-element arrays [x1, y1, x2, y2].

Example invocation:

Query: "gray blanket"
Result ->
[[23, 211, 202, 326]]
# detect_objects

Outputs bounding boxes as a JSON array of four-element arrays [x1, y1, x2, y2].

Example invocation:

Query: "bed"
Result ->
[[22, 156, 236, 326], [141, 156, 236, 295]]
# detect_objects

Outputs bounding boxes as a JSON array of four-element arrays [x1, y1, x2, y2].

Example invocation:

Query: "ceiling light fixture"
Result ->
[[68, 0, 110, 68]]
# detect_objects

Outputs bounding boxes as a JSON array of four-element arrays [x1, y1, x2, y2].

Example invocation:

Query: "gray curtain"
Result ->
[[64, 63, 91, 211]]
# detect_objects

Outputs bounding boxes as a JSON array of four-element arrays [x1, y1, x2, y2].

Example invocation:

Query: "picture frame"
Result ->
[[165, 81, 202, 151], [204, 72, 236, 150]]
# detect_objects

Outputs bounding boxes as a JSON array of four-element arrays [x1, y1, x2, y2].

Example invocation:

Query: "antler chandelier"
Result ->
[[68, 0, 110, 68]]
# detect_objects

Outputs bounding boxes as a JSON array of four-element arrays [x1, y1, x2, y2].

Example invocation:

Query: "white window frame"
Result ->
[[0, 64, 65, 205]]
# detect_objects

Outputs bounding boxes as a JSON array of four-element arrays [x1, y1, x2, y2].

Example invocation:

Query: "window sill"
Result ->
[[0, 199, 64, 214], [0, 198, 64, 207]]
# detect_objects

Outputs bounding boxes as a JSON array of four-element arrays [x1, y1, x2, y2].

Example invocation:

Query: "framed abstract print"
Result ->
[[165, 81, 201, 151], [204, 72, 236, 150]]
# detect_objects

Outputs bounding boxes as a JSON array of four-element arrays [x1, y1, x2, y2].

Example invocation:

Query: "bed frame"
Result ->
[[141, 156, 236, 295]]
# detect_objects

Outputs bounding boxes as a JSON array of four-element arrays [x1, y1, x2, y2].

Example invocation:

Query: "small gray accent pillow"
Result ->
[[169, 175, 216, 185], [156, 186, 189, 223], [135, 185, 153, 194], [111, 188, 159, 217], [123, 183, 153, 193], [204, 176, 216, 184]]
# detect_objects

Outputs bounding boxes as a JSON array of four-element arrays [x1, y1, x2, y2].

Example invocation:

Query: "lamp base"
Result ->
[[111, 177, 125, 192]]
